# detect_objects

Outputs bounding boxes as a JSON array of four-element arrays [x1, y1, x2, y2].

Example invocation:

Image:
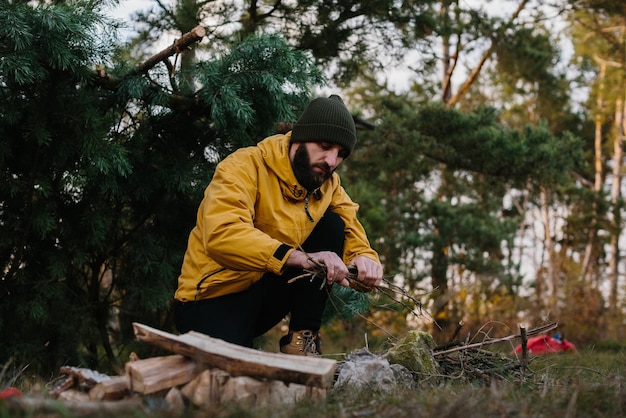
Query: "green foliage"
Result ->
[[194, 33, 324, 145], [495, 27, 556, 84], [322, 286, 371, 323]]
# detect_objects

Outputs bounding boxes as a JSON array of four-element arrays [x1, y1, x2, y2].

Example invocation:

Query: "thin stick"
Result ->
[[450, 321, 464, 343], [519, 323, 528, 382]]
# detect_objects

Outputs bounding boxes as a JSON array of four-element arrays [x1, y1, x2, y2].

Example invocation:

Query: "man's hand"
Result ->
[[286, 251, 382, 288], [349, 256, 383, 288], [286, 249, 350, 286]]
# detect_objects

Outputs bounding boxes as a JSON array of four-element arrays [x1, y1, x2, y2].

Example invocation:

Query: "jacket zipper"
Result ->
[[194, 268, 226, 301], [304, 194, 314, 222]]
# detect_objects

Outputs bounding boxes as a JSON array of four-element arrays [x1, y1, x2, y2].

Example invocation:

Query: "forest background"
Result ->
[[1, 0, 624, 376]]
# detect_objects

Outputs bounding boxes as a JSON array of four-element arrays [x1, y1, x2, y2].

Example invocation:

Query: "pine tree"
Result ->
[[0, 0, 322, 374], [341, 86, 583, 335]]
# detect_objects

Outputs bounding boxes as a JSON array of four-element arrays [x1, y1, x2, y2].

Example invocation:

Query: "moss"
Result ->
[[383, 331, 438, 377]]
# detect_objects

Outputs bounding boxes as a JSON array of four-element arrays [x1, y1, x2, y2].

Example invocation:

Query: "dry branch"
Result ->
[[136, 25, 206, 74]]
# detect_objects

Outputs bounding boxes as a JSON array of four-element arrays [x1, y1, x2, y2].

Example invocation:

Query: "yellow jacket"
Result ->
[[174, 133, 379, 302]]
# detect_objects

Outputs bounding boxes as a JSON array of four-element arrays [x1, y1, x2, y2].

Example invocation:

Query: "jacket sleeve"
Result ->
[[330, 182, 380, 265], [199, 153, 292, 274]]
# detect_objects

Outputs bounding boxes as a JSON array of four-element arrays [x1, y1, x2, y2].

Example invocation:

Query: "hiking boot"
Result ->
[[279, 330, 321, 356]]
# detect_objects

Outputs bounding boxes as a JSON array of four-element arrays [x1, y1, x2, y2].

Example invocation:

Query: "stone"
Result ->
[[383, 331, 438, 379], [334, 348, 413, 392]]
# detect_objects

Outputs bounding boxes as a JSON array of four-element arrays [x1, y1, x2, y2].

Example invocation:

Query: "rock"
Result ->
[[390, 363, 416, 388], [334, 348, 414, 392], [383, 331, 438, 379]]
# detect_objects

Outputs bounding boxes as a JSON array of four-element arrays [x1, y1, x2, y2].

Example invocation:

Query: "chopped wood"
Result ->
[[165, 387, 185, 410], [221, 377, 326, 406], [59, 366, 111, 385], [180, 369, 327, 408], [125, 354, 199, 395], [180, 369, 229, 408], [89, 375, 129, 401], [50, 366, 113, 398], [132, 322, 337, 389]]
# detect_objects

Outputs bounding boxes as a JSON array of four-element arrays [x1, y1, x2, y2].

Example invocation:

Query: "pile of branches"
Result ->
[[432, 322, 558, 385]]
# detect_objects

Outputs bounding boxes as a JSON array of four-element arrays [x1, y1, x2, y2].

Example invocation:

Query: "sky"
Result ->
[[107, 0, 155, 38], [105, 0, 575, 96], [108, 0, 153, 20]]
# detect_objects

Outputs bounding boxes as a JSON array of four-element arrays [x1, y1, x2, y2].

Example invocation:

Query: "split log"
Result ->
[[132, 322, 336, 389], [89, 375, 129, 401], [219, 375, 325, 407], [165, 387, 186, 410], [125, 354, 199, 395], [180, 369, 230, 407], [180, 369, 326, 408]]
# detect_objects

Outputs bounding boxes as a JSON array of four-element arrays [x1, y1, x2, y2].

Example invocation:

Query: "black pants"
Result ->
[[174, 210, 345, 348]]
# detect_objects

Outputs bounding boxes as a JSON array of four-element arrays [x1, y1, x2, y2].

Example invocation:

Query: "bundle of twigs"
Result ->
[[288, 249, 432, 327]]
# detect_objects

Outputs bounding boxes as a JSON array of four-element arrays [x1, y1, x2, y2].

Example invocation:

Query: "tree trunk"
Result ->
[[609, 96, 625, 312], [440, 0, 453, 104], [431, 226, 450, 333], [580, 61, 606, 284], [540, 186, 558, 314]]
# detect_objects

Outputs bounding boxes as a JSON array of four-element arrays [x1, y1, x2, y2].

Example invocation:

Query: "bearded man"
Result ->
[[173, 95, 383, 355]]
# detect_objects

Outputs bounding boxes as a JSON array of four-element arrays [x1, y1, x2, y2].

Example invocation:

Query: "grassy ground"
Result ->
[[1, 348, 624, 417], [199, 349, 626, 418]]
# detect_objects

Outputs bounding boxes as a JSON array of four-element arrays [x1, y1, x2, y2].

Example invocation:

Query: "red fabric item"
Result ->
[[512, 334, 577, 355], [0, 387, 23, 399]]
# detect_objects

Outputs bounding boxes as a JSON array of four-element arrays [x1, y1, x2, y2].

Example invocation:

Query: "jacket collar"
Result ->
[[258, 133, 324, 202]]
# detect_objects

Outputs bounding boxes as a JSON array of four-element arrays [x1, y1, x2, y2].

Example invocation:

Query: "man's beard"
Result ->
[[291, 143, 333, 192]]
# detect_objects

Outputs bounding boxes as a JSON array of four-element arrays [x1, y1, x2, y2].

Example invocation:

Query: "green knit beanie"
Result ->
[[290, 95, 357, 157]]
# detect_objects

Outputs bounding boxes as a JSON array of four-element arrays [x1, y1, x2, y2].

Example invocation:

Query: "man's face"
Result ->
[[291, 142, 347, 191]]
